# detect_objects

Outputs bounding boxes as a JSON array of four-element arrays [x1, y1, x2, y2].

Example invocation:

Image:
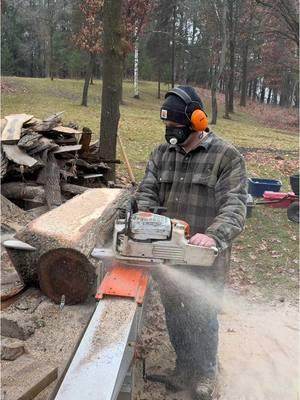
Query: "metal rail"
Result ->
[[54, 265, 149, 400]]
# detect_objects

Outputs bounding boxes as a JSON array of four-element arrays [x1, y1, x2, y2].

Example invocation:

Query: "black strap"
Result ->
[[165, 88, 192, 105]]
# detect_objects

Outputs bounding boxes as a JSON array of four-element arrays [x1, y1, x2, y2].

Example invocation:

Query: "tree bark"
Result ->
[[228, 0, 237, 113], [81, 54, 95, 107], [98, 0, 123, 181], [157, 62, 161, 99], [133, 29, 140, 99], [260, 85, 266, 103], [267, 88, 272, 104], [211, 0, 228, 125], [171, 0, 176, 88], [224, 76, 230, 119], [252, 78, 258, 101], [239, 43, 248, 106]]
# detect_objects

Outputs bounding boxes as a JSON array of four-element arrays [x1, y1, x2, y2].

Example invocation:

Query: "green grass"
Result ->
[[1, 77, 299, 302]]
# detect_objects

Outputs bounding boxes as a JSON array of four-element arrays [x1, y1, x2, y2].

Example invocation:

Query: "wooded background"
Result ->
[[2, 0, 299, 111]]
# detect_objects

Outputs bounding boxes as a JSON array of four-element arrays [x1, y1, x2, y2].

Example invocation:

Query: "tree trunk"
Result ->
[[248, 80, 252, 98], [294, 82, 299, 108], [239, 43, 248, 106], [210, 0, 228, 125], [133, 30, 139, 99], [171, 0, 176, 88], [228, 0, 235, 113], [252, 79, 258, 101], [224, 77, 230, 119], [272, 88, 278, 105], [260, 85, 265, 103], [81, 54, 95, 107], [49, 26, 54, 81], [98, 0, 123, 182], [211, 87, 218, 125], [157, 62, 161, 99], [267, 88, 272, 104]]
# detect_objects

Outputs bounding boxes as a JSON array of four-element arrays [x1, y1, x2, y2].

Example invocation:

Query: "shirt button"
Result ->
[[180, 177, 184, 181]]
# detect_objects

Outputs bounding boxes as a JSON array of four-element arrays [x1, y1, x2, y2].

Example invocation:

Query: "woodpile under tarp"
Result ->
[[1, 112, 111, 210]]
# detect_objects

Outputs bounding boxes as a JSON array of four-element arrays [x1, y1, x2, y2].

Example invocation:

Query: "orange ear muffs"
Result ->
[[191, 109, 208, 131]]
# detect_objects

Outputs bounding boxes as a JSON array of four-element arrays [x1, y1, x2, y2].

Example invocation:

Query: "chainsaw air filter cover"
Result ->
[[130, 212, 171, 241]]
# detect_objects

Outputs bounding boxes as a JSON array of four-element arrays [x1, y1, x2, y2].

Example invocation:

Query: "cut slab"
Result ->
[[51, 126, 82, 135], [1, 356, 58, 400], [1, 114, 34, 143], [2, 145, 37, 167]]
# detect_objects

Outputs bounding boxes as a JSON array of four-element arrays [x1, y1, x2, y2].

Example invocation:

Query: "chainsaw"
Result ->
[[92, 199, 218, 267]]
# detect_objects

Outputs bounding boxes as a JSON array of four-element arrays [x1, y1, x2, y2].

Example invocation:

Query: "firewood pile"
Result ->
[[1, 112, 112, 210]]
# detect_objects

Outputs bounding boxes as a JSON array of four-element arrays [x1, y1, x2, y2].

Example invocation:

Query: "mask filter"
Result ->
[[165, 126, 191, 145]]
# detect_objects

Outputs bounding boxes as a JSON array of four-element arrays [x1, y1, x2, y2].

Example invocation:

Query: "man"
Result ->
[[136, 86, 247, 399]]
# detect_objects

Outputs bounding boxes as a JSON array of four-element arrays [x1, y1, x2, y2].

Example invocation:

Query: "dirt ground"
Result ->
[[134, 280, 299, 400], [1, 253, 299, 400]]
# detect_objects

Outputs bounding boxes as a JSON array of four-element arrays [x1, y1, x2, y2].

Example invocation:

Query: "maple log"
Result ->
[[7, 188, 130, 304]]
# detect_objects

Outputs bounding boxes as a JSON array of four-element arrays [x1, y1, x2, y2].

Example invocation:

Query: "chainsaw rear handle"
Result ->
[[148, 206, 167, 215], [124, 198, 139, 236]]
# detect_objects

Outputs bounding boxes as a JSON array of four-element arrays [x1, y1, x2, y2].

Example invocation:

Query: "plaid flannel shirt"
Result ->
[[136, 132, 248, 252]]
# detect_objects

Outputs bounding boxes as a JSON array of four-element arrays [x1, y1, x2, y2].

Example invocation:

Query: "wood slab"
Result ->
[[1, 356, 58, 400], [52, 126, 82, 135], [1, 114, 34, 142], [53, 144, 82, 154], [2, 145, 37, 167]]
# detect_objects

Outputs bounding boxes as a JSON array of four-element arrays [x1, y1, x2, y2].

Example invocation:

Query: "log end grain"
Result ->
[[38, 248, 97, 305]]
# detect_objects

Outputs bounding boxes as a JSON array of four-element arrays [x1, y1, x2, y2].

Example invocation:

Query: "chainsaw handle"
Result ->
[[124, 198, 139, 236], [148, 206, 167, 215]]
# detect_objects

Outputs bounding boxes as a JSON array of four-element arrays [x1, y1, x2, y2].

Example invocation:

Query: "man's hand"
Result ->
[[189, 233, 216, 247]]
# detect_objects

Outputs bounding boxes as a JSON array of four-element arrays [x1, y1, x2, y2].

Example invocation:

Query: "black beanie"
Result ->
[[160, 86, 204, 125]]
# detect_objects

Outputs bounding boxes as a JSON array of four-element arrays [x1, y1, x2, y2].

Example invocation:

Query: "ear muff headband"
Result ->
[[165, 88, 208, 132]]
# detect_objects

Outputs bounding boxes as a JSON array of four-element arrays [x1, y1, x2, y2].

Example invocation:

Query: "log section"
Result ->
[[7, 188, 130, 304]]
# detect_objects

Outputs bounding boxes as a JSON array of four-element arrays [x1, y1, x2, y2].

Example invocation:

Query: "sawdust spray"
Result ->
[[154, 264, 299, 400]]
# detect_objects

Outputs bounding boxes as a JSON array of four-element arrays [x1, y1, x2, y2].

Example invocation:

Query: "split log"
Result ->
[[60, 183, 89, 195], [37, 153, 61, 209], [7, 188, 131, 304], [1, 147, 8, 178], [79, 127, 92, 154], [1, 183, 45, 203], [32, 112, 64, 132], [18, 131, 42, 149]]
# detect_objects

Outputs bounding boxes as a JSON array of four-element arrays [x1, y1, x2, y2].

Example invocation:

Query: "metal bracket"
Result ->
[[96, 264, 149, 304]]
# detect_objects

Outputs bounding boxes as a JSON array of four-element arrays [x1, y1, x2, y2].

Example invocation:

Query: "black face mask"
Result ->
[[165, 126, 191, 145]]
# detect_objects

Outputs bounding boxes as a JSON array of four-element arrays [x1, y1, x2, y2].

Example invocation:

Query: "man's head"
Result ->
[[160, 86, 208, 145]]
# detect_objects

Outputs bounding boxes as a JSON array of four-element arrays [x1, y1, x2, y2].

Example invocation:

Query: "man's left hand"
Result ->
[[189, 233, 216, 247]]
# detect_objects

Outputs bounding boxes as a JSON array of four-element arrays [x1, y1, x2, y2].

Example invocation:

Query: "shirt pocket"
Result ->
[[158, 170, 174, 204], [191, 170, 217, 188]]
